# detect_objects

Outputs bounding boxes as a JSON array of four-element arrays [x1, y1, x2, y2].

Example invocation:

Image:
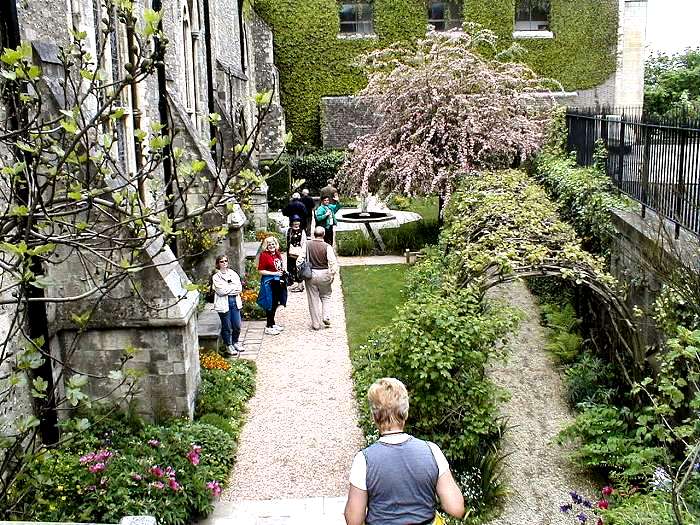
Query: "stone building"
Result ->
[[0, 0, 284, 426]]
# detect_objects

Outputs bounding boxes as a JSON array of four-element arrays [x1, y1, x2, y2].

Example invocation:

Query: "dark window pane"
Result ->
[[428, 0, 462, 31], [515, 0, 549, 31], [339, 2, 373, 34]]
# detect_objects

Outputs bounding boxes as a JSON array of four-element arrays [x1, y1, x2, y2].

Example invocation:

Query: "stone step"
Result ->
[[199, 496, 346, 525]]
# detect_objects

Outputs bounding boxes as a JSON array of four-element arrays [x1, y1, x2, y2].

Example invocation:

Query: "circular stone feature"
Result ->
[[338, 211, 395, 223]]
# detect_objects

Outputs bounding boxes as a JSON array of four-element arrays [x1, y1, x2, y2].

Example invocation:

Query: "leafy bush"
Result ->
[[289, 150, 345, 194], [11, 421, 233, 525], [196, 361, 256, 420], [260, 159, 291, 210], [557, 404, 667, 484], [336, 230, 374, 256], [563, 352, 617, 407], [197, 413, 235, 435], [534, 139, 630, 255], [381, 219, 440, 253]]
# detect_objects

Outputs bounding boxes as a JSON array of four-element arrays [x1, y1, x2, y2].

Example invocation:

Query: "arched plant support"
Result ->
[[443, 169, 645, 385]]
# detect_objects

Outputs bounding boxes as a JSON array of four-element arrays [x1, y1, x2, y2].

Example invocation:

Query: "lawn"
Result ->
[[340, 264, 409, 350]]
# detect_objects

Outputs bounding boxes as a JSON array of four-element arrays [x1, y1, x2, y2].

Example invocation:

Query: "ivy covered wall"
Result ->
[[256, 0, 619, 147]]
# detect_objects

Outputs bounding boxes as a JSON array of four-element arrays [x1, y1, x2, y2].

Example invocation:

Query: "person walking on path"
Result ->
[[300, 188, 316, 238], [286, 215, 307, 293], [315, 192, 341, 246], [344, 378, 465, 525], [320, 178, 338, 200], [257, 237, 287, 335], [282, 192, 309, 232], [212, 254, 245, 355], [301, 226, 338, 330]]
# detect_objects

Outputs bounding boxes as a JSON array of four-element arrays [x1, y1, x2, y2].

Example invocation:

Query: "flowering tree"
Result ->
[[341, 27, 557, 206]]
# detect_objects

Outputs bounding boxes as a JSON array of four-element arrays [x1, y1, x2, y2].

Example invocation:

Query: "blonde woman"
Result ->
[[256, 236, 287, 335], [345, 378, 465, 525]]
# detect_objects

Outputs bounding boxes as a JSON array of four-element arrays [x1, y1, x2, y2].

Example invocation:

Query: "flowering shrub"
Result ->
[[559, 488, 612, 524], [7, 361, 256, 525], [199, 350, 231, 371]]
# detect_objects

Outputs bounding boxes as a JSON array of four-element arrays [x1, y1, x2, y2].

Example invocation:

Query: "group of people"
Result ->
[[211, 184, 343, 354]]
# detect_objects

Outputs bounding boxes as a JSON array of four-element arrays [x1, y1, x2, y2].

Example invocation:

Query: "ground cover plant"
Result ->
[[6, 358, 255, 524]]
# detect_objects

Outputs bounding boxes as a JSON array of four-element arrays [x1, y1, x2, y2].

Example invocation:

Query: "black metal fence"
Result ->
[[566, 107, 700, 238]]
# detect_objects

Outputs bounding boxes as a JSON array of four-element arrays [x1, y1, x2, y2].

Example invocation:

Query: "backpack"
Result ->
[[205, 273, 215, 303]]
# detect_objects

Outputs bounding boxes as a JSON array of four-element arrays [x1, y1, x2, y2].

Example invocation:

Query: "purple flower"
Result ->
[[165, 466, 176, 478], [187, 445, 202, 466], [560, 503, 573, 513], [148, 439, 160, 447], [150, 481, 165, 490], [150, 465, 164, 478], [94, 450, 113, 462], [131, 473, 143, 481], [570, 491, 583, 504], [168, 478, 181, 491], [577, 512, 588, 523], [582, 500, 592, 508]]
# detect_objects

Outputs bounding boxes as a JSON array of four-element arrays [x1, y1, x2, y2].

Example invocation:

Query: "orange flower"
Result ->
[[199, 351, 231, 370], [241, 289, 258, 303]]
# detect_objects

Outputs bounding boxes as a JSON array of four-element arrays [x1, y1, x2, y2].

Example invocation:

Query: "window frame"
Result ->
[[338, 1, 374, 36], [427, 0, 463, 32], [514, 0, 551, 32]]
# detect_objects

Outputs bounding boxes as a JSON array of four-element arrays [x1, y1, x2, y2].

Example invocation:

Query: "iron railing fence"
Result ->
[[566, 107, 700, 238]]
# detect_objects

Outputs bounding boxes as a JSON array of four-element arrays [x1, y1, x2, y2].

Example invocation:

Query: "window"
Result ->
[[427, 1, 462, 31], [515, 0, 550, 31], [339, 2, 373, 35]]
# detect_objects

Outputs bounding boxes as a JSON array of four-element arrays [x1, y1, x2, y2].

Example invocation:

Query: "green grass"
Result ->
[[340, 264, 408, 351]]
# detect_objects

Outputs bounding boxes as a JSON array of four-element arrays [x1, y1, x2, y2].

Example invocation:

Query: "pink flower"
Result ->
[[79, 452, 95, 464], [94, 450, 113, 462], [187, 445, 202, 466], [165, 466, 176, 478], [150, 465, 164, 478], [148, 439, 160, 447], [88, 462, 106, 473], [168, 478, 181, 491], [601, 486, 613, 497], [131, 473, 143, 481], [207, 481, 222, 497], [150, 481, 165, 490], [597, 500, 609, 510]]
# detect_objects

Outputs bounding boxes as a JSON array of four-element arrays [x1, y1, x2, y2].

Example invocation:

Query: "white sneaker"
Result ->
[[225, 345, 237, 356], [273, 324, 285, 331], [264, 327, 281, 335], [233, 342, 245, 353]]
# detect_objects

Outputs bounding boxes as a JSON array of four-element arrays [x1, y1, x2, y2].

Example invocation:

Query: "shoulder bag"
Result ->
[[297, 244, 313, 280]]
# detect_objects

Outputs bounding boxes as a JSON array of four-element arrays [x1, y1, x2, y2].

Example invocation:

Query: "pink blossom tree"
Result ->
[[340, 27, 558, 208]]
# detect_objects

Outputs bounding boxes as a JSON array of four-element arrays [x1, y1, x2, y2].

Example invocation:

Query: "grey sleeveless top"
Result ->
[[363, 436, 439, 525]]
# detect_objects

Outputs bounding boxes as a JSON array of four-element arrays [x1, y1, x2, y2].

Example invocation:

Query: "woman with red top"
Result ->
[[256, 236, 287, 335]]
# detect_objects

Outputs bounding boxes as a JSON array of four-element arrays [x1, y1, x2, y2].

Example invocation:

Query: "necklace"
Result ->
[[380, 431, 405, 437]]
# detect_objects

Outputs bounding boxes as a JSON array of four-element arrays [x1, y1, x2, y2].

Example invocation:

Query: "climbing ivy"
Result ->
[[255, 0, 619, 146]]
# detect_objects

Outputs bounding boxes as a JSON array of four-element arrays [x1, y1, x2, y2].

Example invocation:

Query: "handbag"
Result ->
[[297, 244, 313, 280], [288, 244, 303, 258]]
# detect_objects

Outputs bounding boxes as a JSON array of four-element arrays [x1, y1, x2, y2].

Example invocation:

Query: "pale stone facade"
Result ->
[[0, 0, 284, 424]]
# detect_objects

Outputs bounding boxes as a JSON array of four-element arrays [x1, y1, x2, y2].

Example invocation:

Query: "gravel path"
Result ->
[[486, 281, 594, 525], [222, 274, 364, 501]]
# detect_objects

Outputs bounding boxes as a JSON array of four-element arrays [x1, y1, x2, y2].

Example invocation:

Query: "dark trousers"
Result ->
[[266, 279, 283, 327], [323, 226, 334, 246], [218, 296, 241, 345]]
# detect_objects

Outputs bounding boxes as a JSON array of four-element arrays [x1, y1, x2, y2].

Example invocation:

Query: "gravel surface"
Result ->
[[222, 273, 364, 501], [486, 281, 595, 525]]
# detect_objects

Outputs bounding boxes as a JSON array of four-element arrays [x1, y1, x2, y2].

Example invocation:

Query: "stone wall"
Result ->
[[609, 207, 700, 353], [320, 96, 383, 149]]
